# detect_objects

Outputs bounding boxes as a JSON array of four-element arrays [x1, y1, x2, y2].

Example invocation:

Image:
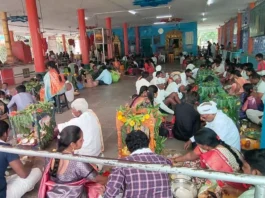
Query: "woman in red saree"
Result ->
[[172, 128, 248, 198], [38, 126, 107, 198]]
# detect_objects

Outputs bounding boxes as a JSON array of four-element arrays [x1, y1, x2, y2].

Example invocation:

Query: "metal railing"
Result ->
[[0, 146, 265, 198]]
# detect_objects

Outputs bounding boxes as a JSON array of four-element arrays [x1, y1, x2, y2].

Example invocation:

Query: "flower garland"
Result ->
[[117, 104, 166, 156]]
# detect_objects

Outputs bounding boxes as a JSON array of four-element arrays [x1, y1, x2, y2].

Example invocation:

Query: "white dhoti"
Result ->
[[246, 109, 263, 125], [6, 168, 42, 198]]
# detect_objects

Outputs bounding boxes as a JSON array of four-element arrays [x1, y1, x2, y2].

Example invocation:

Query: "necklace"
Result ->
[[63, 149, 73, 154]]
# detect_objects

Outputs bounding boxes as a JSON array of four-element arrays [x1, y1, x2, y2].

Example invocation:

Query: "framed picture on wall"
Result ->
[[153, 36, 160, 45], [185, 32, 194, 45]]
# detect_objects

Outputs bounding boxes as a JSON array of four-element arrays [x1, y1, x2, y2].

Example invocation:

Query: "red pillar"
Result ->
[[25, 0, 45, 73], [217, 28, 221, 44], [224, 24, 227, 47], [135, 26, 140, 54], [77, 9, 89, 64], [237, 13, 242, 49], [229, 19, 234, 44], [123, 23, 129, 56], [248, 2, 256, 54], [9, 31, 14, 44], [105, 17, 113, 59], [62, 34, 67, 52]]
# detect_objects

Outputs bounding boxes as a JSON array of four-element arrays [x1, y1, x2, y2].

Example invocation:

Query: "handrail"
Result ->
[[0, 146, 264, 198]]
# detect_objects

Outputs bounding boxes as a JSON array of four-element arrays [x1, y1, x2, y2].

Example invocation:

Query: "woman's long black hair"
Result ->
[[242, 83, 253, 104], [47, 61, 62, 82], [147, 85, 158, 106], [194, 127, 243, 170], [49, 126, 82, 177], [130, 86, 148, 108]]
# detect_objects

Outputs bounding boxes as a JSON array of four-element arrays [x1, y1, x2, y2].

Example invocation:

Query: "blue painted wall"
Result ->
[[112, 22, 198, 56]]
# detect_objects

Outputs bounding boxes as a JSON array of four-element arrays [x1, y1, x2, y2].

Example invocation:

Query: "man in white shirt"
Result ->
[[213, 59, 225, 75], [180, 69, 193, 86], [186, 61, 195, 70], [250, 73, 265, 102], [184, 101, 240, 150], [166, 74, 183, 99], [151, 71, 166, 87], [136, 72, 150, 95], [180, 53, 185, 65], [57, 98, 104, 156], [151, 55, 157, 65], [152, 65, 162, 78]]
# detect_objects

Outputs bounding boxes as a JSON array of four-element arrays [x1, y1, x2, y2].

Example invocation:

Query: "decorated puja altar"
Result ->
[[116, 105, 166, 158], [9, 102, 56, 149]]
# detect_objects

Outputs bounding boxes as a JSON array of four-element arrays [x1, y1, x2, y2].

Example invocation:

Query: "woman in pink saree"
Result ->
[[172, 128, 248, 198], [38, 126, 107, 198]]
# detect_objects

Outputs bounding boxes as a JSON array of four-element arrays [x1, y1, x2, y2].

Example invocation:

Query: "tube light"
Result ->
[[207, 0, 214, 5], [202, 18, 207, 21], [128, 10, 137, 15], [202, 12, 205, 16], [153, 22, 166, 25], [156, 15, 172, 19]]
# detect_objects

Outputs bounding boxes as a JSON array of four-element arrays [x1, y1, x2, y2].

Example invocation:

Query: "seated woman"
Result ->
[[113, 57, 121, 71], [43, 61, 65, 101], [171, 128, 247, 198], [228, 70, 248, 96], [147, 85, 181, 115], [130, 86, 150, 108], [240, 83, 258, 119], [38, 125, 107, 198], [144, 60, 155, 74]]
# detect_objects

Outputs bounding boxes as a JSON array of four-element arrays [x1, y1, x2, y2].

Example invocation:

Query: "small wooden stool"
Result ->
[[168, 54, 174, 63], [54, 93, 69, 114]]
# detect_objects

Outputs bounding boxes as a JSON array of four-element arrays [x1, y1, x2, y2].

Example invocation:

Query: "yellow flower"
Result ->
[[141, 117, 145, 122], [144, 114, 150, 120], [117, 115, 123, 120], [129, 120, 135, 127], [121, 117, 127, 123], [236, 102, 241, 106], [122, 146, 130, 156], [117, 111, 123, 116], [223, 108, 228, 113]]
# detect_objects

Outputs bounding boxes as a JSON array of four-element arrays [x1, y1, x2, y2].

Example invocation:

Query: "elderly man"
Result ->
[[184, 101, 240, 150], [166, 74, 183, 99], [57, 98, 104, 156], [105, 130, 172, 198]]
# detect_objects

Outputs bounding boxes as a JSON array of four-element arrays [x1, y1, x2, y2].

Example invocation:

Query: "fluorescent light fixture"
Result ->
[[156, 15, 172, 19], [202, 18, 207, 21], [128, 10, 137, 15], [153, 22, 166, 25], [207, 0, 214, 5], [85, 17, 88, 20], [202, 12, 205, 16]]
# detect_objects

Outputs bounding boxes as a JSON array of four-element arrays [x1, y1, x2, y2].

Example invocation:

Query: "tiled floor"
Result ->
[[23, 63, 186, 197]]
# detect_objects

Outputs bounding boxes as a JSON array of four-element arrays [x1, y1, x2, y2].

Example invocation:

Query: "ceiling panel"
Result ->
[[0, 0, 258, 34]]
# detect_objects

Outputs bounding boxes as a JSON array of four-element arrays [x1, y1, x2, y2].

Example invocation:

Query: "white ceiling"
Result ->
[[0, 0, 256, 36]]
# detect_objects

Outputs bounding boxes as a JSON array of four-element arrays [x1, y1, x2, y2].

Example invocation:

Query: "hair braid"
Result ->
[[219, 140, 243, 170], [49, 158, 60, 178]]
